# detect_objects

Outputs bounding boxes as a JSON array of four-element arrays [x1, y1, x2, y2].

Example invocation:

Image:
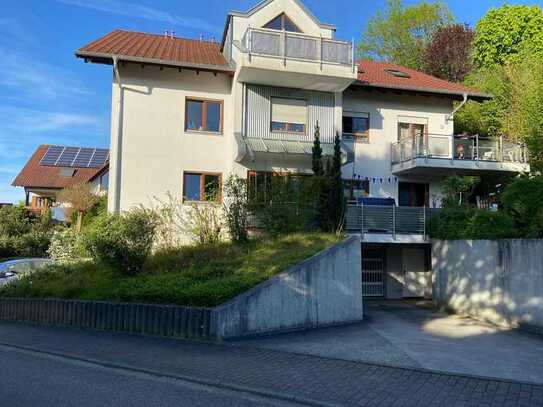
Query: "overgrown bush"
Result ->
[[48, 228, 84, 263], [0, 205, 54, 259], [180, 203, 222, 245], [223, 175, 249, 243], [500, 175, 543, 237], [83, 209, 158, 275], [0, 205, 31, 237], [427, 206, 517, 240], [250, 176, 318, 236], [146, 192, 185, 249]]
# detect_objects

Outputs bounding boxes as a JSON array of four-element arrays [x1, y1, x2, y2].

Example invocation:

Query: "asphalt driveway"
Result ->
[[232, 300, 543, 384]]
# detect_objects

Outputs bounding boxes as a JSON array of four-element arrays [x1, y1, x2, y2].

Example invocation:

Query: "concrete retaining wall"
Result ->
[[211, 236, 363, 338], [432, 239, 543, 333], [0, 298, 211, 339]]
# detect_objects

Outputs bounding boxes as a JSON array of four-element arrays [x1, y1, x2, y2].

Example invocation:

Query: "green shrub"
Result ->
[[250, 176, 319, 236], [19, 229, 53, 258], [83, 209, 158, 275], [1, 233, 341, 307], [180, 203, 222, 245], [223, 175, 249, 243], [0, 205, 31, 236], [48, 228, 84, 263], [500, 176, 543, 238], [427, 206, 517, 239], [0, 236, 19, 259]]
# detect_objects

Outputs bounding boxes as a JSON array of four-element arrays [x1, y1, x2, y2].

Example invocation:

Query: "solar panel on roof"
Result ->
[[39, 146, 64, 166], [72, 148, 95, 167], [39, 146, 109, 168], [89, 149, 109, 168], [56, 147, 80, 166]]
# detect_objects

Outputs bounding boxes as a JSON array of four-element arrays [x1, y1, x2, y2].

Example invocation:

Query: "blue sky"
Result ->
[[1, 0, 542, 203]]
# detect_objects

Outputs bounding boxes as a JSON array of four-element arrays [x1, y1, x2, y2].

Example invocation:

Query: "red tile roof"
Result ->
[[76, 30, 233, 72], [12, 145, 108, 190], [355, 60, 491, 100]]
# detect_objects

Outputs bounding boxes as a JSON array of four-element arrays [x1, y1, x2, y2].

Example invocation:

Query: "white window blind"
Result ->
[[271, 98, 307, 125]]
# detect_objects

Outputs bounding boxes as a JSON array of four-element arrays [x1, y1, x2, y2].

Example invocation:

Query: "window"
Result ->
[[263, 13, 301, 32], [384, 68, 411, 78], [343, 113, 370, 142], [183, 172, 222, 202], [398, 121, 428, 154], [185, 98, 222, 133], [271, 97, 307, 134]]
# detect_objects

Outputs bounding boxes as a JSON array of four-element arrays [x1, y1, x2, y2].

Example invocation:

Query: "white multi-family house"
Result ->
[[76, 0, 529, 299]]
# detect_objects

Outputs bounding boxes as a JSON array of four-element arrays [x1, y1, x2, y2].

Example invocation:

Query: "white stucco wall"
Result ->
[[108, 65, 457, 211], [342, 89, 453, 206], [109, 64, 238, 211]]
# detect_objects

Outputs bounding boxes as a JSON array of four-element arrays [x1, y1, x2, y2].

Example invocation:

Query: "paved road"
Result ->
[[234, 300, 543, 383], [0, 344, 299, 407], [1, 322, 542, 406]]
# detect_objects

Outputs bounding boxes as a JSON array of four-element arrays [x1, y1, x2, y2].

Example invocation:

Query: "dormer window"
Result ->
[[263, 13, 301, 33]]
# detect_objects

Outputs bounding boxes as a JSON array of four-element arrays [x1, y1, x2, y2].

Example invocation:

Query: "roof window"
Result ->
[[384, 68, 411, 78]]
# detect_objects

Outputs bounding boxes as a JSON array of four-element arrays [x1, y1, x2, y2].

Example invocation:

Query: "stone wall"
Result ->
[[432, 239, 543, 333], [211, 236, 363, 338]]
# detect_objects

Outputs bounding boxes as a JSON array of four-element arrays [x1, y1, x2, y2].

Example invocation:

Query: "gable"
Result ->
[[223, 0, 335, 50]]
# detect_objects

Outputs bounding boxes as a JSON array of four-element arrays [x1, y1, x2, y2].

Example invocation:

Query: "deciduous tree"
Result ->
[[423, 24, 474, 82], [358, 0, 453, 70], [473, 5, 543, 67], [57, 182, 98, 232]]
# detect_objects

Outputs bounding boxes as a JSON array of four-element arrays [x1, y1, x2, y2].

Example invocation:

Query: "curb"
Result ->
[[0, 341, 342, 407]]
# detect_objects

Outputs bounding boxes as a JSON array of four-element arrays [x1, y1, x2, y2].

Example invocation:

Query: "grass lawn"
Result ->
[[0, 233, 342, 307]]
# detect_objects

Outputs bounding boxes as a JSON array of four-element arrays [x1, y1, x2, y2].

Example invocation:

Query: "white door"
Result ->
[[402, 247, 427, 298]]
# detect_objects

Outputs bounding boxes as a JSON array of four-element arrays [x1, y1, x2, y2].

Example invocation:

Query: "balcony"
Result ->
[[391, 134, 530, 176], [235, 28, 357, 92], [346, 204, 439, 243]]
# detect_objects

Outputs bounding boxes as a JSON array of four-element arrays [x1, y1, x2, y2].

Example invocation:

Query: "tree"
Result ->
[[325, 133, 345, 233], [223, 175, 249, 243], [358, 0, 453, 70], [57, 183, 99, 232], [473, 5, 543, 68], [441, 176, 479, 207], [423, 24, 474, 82], [312, 121, 324, 176], [500, 176, 543, 238], [454, 65, 507, 137]]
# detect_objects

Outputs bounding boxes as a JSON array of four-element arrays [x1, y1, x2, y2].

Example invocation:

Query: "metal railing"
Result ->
[[391, 134, 528, 165], [346, 204, 440, 237], [242, 27, 354, 68]]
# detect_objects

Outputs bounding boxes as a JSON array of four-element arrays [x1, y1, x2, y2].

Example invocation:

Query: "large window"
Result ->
[[185, 98, 222, 133], [263, 13, 301, 32], [183, 172, 222, 202], [343, 113, 370, 142], [271, 97, 307, 134]]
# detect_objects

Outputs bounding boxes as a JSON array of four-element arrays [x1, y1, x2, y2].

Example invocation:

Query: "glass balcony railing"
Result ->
[[242, 27, 354, 67], [391, 134, 528, 166]]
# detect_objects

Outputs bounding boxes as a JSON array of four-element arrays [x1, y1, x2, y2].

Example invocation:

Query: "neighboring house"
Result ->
[[12, 145, 109, 217], [75, 0, 529, 299]]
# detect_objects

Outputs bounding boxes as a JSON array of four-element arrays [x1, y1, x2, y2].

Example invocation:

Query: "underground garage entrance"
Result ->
[[361, 243, 432, 299]]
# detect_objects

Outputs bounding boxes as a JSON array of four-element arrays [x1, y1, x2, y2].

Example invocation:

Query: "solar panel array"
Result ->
[[40, 146, 109, 168]]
